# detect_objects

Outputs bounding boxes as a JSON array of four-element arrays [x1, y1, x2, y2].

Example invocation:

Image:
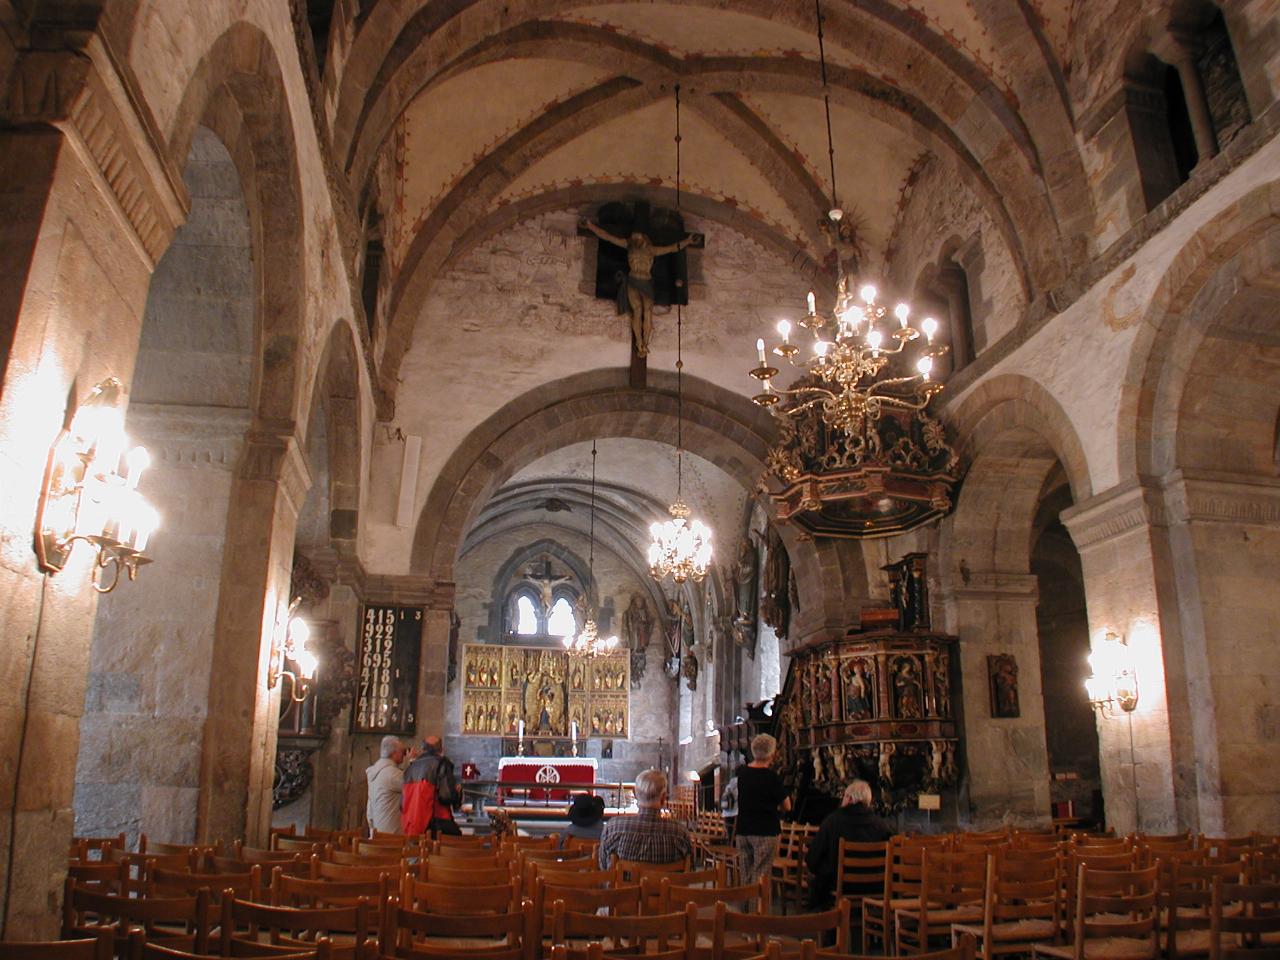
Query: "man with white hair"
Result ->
[[804, 778, 892, 908], [366, 735, 408, 835], [597, 768, 690, 869]]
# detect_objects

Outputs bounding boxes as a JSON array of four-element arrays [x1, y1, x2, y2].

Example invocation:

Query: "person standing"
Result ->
[[733, 733, 791, 885], [805, 779, 892, 908], [366, 736, 409, 835], [403, 735, 461, 837]]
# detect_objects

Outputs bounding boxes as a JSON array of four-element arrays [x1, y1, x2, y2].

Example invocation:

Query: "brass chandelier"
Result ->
[[745, 0, 958, 539], [648, 84, 712, 584], [565, 440, 620, 657]]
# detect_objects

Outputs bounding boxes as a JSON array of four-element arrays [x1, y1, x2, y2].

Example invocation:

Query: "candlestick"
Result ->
[[756, 338, 766, 363]]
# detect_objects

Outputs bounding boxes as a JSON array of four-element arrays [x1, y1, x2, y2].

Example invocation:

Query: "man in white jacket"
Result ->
[[366, 735, 408, 835]]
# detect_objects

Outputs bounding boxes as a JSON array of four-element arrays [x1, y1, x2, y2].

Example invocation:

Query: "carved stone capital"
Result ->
[[1061, 478, 1169, 552], [6, 35, 188, 268], [1164, 470, 1280, 527], [238, 430, 312, 516]]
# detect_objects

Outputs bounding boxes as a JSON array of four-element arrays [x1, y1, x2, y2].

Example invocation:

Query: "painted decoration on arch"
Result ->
[[461, 642, 629, 738]]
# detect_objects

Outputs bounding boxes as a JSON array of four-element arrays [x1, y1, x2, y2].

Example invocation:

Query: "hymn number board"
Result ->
[[352, 604, 422, 735]]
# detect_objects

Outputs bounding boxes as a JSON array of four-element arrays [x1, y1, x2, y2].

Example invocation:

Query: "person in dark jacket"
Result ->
[[402, 735, 461, 836], [805, 779, 892, 908], [733, 733, 791, 885]]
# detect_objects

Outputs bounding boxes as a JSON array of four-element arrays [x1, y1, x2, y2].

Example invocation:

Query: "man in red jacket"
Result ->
[[402, 735, 462, 836]]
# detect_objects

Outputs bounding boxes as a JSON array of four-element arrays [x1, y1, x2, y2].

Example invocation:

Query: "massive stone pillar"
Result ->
[[1062, 481, 1182, 834], [197, 432, 310, 846], [936, 572, 1052, 826], [0, 35, 184, 936]]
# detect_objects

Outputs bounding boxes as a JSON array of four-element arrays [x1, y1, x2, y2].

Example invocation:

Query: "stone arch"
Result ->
[[1121, 179, 1280, 480], [409, 368, 859, 638], [484, 538, 590, 640], [165, 21, 308, 426]]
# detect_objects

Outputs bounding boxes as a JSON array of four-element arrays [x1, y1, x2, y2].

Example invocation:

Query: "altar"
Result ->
[[497, 756, 598, 802]]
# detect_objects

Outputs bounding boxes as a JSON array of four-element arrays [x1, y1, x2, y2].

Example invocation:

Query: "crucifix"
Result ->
[[524, 557, 573, 617], [578, 201, 704, 388]]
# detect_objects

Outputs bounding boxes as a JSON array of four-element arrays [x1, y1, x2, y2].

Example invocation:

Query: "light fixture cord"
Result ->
[[815, 0, 839, 214], [674, 83, 685, 499], [588, 440, 597, 573]]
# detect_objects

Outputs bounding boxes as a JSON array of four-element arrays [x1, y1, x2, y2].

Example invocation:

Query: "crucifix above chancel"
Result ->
[[578, 201, 704, 388]]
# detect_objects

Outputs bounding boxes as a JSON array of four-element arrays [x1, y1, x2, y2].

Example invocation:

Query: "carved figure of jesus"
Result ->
[[580, 219, 698, 357]]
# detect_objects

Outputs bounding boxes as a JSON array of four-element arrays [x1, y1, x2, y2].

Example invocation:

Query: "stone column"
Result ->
[[1160, 32, 1220, 165], [197, 431, 311, 847], [1061, 481, 1182, 834], [1161, 470, 1280, 834], [936, 573, 1052, 826], [0, 36, 184, 937]]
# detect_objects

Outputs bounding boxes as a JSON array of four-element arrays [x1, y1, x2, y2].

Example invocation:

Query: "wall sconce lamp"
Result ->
[[268, 598, 320, 702], [34, 378, 159, 593], [1085, 630, 1139, 718]]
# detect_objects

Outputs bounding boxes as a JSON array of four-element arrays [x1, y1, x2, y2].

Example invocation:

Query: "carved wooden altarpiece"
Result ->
[[461, 643, 629, 739]]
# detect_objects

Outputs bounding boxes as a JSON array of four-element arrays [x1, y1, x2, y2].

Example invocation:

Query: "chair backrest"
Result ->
[[380, 897, 535, 959], [987, 850, 1061, 939], [921, 848, 988, 908], [659, 877, 770, 926], [70, 835, 128, 863], [270, 868, 390, 910], [712, 899, 850, 956], [835, 839, 888, 900], [325, 846, 401, 867], [613, 857, 691, 886], [422, 860, 512, 886], [1205, 838, 1258, 864], [141, 942, 326, 960], [310, 858, 397, 883], [62, 881, 211, 954], [399, 877, 520, 914], [66, 863, 126, 894], [542, 883, 643, 919], [221, 895, 368, 953], [231, 842, 299, 865], [554, 900, 697, 959], [273, 837, 320, 855], [148, 864, 262, 902], [0, 935, 112, 960], [797, 934, 976, 960], [524, 856, 601, 889], [1208, 879, 1280, 960]]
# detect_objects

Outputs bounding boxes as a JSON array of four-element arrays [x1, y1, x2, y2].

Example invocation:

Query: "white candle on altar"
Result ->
[[517, 719, 524, 742], [571, 720, 577, 742]]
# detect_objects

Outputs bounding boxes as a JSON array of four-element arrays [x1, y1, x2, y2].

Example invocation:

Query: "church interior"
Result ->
[[1, 0, 1279, 939]]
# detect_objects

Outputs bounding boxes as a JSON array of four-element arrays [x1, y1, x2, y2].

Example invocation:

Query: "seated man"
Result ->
[[597, 769, 691, 869], [805, 779, 893, 908]]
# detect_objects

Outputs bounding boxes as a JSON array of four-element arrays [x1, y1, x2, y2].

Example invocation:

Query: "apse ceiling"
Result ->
[[340, 0, 1085, 573]]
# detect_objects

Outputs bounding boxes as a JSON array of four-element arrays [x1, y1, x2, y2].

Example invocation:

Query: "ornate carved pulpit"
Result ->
[[773, 626, 959, 815]]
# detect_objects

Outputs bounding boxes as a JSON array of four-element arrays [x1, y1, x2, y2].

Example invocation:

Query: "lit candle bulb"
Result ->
[[859, 284, 877, 305], [814, 340, 829, 358], [917, 355, 934, 378], [125, 446, 151, 490], [776, 319, 791, 344], [867, 329, 882, 355], [922, 317, 938, 342], [756, 338, 766, 363], [894, 303, 910, 327], [806, 291, 816, 315]]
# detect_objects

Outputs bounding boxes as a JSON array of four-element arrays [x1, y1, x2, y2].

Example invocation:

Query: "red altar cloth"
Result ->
[[497, 757, 598, 802]]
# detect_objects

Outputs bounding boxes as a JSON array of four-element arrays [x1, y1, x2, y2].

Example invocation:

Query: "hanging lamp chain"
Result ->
[[588, 440, 597, 572], [815, 0, 839, 215], [674, 83, 685, 498]]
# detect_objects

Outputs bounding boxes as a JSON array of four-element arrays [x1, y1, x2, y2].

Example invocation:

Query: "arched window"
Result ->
[[547, 597, 578, 638], [515, 594, 539, 635]]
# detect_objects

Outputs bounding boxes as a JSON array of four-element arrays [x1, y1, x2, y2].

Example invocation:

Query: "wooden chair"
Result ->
[[1165, 859, 1249, 960], [139, 839, 214, 859], [541, 884, 643, 921], [863, 838, 938, 954], [1249, 856, 1280, 885], [325, 847, 402, 867], [711, 899, 850, 959], [658, 877, 769, 939], [231, 843, 300, 865], [0, 935, 113, 960], [952, 849, 1062, 960], [1206, 841, 1259, 866], [612, 857, 692, 886], [831, 840, 888, 943], [773, 824, 810, 914], [271, 869, 392, 910], [67, 863, 127, 894], [1032, 864, 1160, 960], [141, 941, 329, 960], [420, 860, 513, 886], [62, 881, 212, 956], [522, 858, 604, 891], [379, 897, 537, 960], [533, 875, 630, 925], [895, 849, 986, 955], [552, 901, 697, 960], [399, 877, 521, 914], [71, 836, 128, 863], [217, 896, 370, 960], [1208, 880, 1280, 960], [273, 837, 321, 856]]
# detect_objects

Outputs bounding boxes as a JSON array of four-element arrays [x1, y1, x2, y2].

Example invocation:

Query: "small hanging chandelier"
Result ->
[[744, 0, 958, 539], [565, 441, 620, 658], [649, 84, 713, 584]]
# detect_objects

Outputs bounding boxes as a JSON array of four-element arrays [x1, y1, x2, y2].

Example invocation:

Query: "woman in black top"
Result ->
[[733, 733, 791, 884]]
